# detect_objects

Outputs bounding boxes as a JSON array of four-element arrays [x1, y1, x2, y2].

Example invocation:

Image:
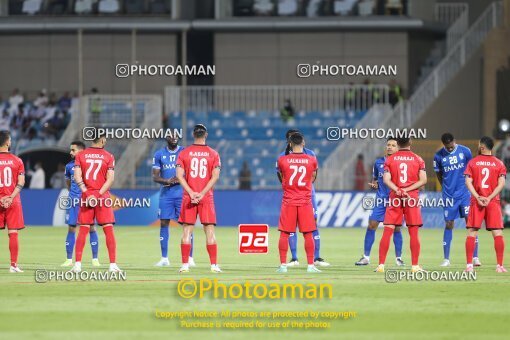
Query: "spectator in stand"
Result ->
[[41, 99, 57, 125], [50, 163, 66, 189], [280, 98, 295, 122], [57, 91, 72, 111], [28, 162, 46, 189], [354, 154, 366, 191], [8, 89, 24, 115], [239, 161, 252, 190], [33, 89, 48, 109], [0, 110, 11, 130], [388, 79, 403, 106], [90, 87, 101, 124]]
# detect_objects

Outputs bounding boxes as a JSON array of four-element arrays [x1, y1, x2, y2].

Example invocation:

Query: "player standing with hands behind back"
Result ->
[[376, 137, 427, 273], [176, 124, 222, 273], [464, 137, 507, 273], [71, 136, 121, 273], [276, 132, 321, 273], [0, 130, 26, 273]]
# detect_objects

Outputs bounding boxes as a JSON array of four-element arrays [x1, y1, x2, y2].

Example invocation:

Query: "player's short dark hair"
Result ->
[[285, 129, 300, 140], [0, 130, 10, 147], [193, 124, 207, 138], [289, 132, 304, 145], [70, 141, 86, 149], [441, 132, 455, 145], [396, 137, 410, 147], [479, 136, 494, 150], [387, 137, 397, 143], [93, 137, 105, 143]]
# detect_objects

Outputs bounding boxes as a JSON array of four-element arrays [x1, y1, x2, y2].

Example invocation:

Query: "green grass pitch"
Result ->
[[0, 226, 509, 339]]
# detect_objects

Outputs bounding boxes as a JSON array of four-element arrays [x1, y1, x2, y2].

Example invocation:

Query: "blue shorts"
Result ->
[[443, 193, 471, 222], [312, 193, 318, 220], [369, 200, 387, 222], [66, 203, 80, 227], [159, 195, 182, 221]]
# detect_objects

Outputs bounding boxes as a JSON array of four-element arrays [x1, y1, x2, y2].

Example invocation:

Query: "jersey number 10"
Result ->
[[0, 167, 13, 187]]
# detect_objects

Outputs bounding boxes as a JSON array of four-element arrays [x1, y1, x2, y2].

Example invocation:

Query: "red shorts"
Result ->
[[78, 205, 115, 226], [467, 200, 503, 230], [383, 196, 422, 227], [279, 203, 317, 233], [0, 202, 25, 230], [178, 196, 216, 225]]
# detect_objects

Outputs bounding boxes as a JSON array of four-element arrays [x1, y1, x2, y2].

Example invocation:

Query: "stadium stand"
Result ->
[[135, 108, 366, 189]]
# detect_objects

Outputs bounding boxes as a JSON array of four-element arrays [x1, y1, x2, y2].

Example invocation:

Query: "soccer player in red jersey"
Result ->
[[70, 136, 121, 273], [276, 132, 321, 273], [176, 124, 222, 273], [464, 136, 507, 273], [376, 137, 427, 273], [0, 131, 26, 273]]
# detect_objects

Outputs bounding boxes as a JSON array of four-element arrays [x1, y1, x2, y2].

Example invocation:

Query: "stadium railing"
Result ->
[[165, 85, 389, 113], [434, 2, 469, 51], [319, 1, 503, 190]]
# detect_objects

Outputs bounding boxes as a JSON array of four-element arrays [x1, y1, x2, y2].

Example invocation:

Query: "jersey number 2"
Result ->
[[481, 167, 489, 189]]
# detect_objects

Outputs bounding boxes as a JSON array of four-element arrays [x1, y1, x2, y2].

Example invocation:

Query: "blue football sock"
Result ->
[[190, 233, 194, 258], [364, 229, 376, 257], [393, 230, 403, 258], [443, 228, 453, 260], [312, 229, 321, 259], [473, 235, 479, 258], [65, 231, 75, 260], [289, 232, 298, 260], [160, 226, 169, 258], [90, 230, 99, 259]]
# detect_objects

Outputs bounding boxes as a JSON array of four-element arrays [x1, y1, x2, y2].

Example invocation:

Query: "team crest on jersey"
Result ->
[[459, 153, 464, 160], [442, 158, 446, 162], [444, 210, 448, 217], [162, 156, 166, 159]]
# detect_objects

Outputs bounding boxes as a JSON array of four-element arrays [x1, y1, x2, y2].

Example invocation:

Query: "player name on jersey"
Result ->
[[0, 160, 14, 165], [475, 161, 497, 166], [85, 154, 105, 159], [189, 151, 209, 157], [394, 156, 415, 161], [287, 158, 309, 164]]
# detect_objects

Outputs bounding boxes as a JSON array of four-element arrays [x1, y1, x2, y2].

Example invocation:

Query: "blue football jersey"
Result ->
[[65, 160, 81, 198], [373, 156, 390, 198], [433, 144, 472, 198], [153, 145, 183, 199]]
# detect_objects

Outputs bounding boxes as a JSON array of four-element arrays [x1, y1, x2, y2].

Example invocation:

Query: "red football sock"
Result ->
[[75, 225, 89, 262], [465, 235, 476, 265], [103, 224, 116, 263], [494, 235, 505, 266], [304, 232, 315, 265], [181, 243, 191, 264], [378, 226, 394, 265], [206, 244, 218, 265], [8, 233, 19, 267], [408, 226, 421, 266], [279, 232, 290, 264]]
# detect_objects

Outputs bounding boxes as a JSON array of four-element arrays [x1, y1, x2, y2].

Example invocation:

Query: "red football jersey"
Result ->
[[464, 155, 506, 201], [384, 149, 426, 194], [176, 144, 221, 199], [0, 153, 25, 203], [277, 153, 318, 206], [74, 147, 115, 191]]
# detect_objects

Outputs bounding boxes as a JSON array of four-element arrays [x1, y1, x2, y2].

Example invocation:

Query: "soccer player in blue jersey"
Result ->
[[277, 129, 329, 267], [434, 133, 481, 267], [355, 138, 404, 266], [61, 141, 100, 267], [153, 136, 195, 267]]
